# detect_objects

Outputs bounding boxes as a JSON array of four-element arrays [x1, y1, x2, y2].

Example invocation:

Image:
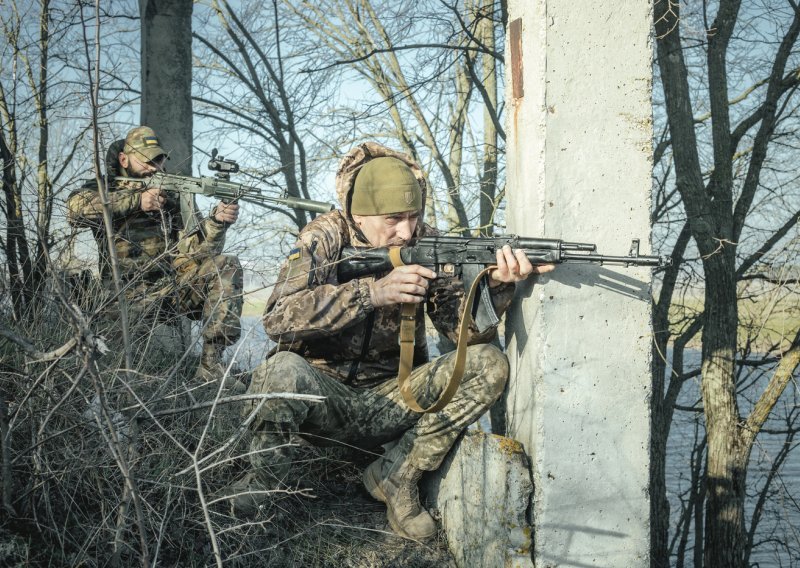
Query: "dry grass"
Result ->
[[0, 285, 454, 567], [668, 290, 799, 352], [242, 289, 270, 318]]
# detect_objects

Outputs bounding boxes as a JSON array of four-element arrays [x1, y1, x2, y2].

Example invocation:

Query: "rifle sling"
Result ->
[[390, 247, 496, 414]]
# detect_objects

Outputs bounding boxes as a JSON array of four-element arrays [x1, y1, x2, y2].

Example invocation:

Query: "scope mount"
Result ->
[[208, 148, 240, 180]]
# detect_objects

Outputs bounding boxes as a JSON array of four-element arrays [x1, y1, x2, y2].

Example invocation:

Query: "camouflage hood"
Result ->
[[263, 142, 513, 387], [105, 139, 126, 180], [334, 142, 429, 245]]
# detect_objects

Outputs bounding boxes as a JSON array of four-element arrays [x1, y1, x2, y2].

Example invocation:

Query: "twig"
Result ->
[[124, 392, 324, 419], [0, 393, 15, 515], [0, 328, 78, 362]]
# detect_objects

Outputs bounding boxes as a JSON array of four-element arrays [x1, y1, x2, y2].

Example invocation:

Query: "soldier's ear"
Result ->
[[118, 152, 129, 169]]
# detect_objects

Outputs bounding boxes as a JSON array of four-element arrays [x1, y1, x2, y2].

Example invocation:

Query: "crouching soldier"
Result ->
[[67, 126, 243, 386], [221, 142, 553, 538]]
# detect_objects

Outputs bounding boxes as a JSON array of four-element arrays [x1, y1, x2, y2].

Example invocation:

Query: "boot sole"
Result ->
[[363, 461, 436, 540]]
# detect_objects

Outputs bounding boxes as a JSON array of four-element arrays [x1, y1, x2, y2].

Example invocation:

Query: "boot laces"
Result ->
[[388, 466, 423, 517]]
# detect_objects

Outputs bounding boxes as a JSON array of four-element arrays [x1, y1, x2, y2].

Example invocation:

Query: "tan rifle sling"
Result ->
[[389, 247, 496, 413]]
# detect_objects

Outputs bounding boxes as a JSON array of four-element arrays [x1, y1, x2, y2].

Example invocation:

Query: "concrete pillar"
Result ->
[[139, 0, 193, 176], [504, 2, 654, 566]]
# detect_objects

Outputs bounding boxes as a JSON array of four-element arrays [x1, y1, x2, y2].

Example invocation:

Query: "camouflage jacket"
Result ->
[[263, 142, 515, 388], [67, 144, 228, 282]]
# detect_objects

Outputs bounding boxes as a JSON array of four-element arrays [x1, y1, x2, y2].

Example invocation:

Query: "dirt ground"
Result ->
[[203, 447, 457, 567]]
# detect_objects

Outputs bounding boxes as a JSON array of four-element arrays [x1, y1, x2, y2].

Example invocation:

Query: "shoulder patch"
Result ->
[[284, 246, 309, 282]]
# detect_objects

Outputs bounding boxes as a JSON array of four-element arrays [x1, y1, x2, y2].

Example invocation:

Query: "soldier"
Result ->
[[221, 142, 554, 539], [67, 126, 243, 385]]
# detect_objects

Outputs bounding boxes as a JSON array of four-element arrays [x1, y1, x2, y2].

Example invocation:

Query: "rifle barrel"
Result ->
[[239, 195, 335, 214], [116, 174, 335, 214], [561, 251, 670, 267]]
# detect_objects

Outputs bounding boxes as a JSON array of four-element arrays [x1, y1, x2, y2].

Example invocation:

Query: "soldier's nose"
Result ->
[[396, 222, 414, 241]]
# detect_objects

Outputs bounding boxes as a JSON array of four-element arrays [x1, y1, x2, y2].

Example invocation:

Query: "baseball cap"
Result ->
[[122, 126, 167, 162]]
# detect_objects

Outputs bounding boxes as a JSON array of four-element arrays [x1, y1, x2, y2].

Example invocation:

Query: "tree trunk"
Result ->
[[477, 0, 498, 235], [700, 251, 745, 568], [33, 0, 51, 312], [0, 127, 30, 318], [649, 224, 691, 566], [140, 0, 196, 230], [445, 59, 470, 233], [653, 1, 708, 559], [278, 138, 310, 229], [140, 0, 193, 173]]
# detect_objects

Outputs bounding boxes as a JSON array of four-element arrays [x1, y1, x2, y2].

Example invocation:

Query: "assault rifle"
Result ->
[[338, 235, 671, 282], [116, 149, 335, 214], [339, 235, 670, 414]]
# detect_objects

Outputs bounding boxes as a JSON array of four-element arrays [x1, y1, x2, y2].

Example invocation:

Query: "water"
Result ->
[[665, 350, 800, 567], [225, 315, 273, 371], [229, 318, 799, 566]]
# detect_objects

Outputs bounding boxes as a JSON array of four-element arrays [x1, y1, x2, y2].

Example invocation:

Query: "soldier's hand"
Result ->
[[141, 187, 167, 212], [369, 264, 436, 307], [489, 244, 555, 287], [213, 201, 239, 224]]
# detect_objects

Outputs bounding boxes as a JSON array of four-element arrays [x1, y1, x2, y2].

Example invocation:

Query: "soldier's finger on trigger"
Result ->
[[406, 264, 436, 279]]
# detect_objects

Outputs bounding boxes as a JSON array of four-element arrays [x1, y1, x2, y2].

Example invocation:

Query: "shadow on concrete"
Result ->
[[521, 265, 652, 301], [506, 265, 651, 359]]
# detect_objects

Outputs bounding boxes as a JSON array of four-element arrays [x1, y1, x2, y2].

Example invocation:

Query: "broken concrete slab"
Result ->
[[423, 429, 533, 568]]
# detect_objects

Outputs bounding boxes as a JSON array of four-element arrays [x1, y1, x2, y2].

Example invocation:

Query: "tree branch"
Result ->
[[743, 327, 800, 446], [0, 328, 78, 362]]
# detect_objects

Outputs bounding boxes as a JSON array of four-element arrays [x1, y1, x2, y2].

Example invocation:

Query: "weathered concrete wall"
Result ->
[[139, 0, 193, 176], [504, 1, 654, 566], [423, 431, 533, 568]]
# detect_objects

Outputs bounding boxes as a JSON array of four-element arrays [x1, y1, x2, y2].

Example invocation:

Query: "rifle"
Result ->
[[337, 235, 671, 414], [116, 150, 335, 214], [338, 235, 671, 283]]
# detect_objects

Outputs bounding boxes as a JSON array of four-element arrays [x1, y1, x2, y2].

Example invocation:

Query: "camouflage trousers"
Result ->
[[102, 254, 243, 348], [244, 344, 509, 472]]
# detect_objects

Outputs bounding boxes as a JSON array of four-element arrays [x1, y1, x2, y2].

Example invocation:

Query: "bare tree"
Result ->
[[193, 0, 331, 234], [651, 1, 800, 565], [473, 0, 502, 234], [0, 1, 94, 317], [289, 0, 506, 235]]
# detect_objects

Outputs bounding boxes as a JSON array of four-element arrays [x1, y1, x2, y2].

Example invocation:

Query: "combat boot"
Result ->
[[363, 439, 437, 540], [194, 342, 245, 394], [216, 426, 294, 517]]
